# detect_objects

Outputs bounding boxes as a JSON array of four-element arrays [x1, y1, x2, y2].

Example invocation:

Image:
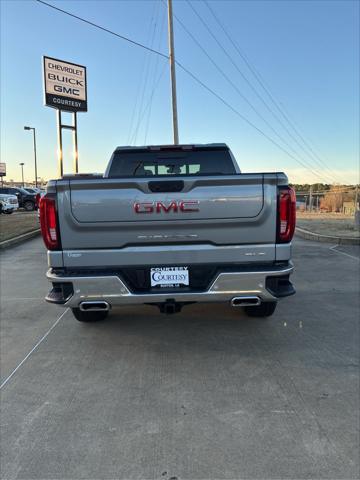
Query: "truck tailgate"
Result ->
[[55, 174, 282, 265]]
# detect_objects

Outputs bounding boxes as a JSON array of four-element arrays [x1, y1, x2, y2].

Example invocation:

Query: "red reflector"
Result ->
[[39, 197, 60, 250], [277, 187, 296, 243]]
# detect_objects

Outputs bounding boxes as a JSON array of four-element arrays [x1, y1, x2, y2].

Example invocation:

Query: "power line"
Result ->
[[144, 6, 167, 144], [275, 99, 351, 183], [188, 0, 344, 184], [203, 0, 348, 184], [35, 0, 338, 182], [130, 62, 168, 144], [127, 4, 159, 143], [35, 0, 169, 59], [170, 6, 332, 182], [132, 1, 160, 145], [175, 61, 327, 179]]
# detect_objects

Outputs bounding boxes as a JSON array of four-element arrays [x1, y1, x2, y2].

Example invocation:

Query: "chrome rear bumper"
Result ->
[[46, 263, 294, 308]]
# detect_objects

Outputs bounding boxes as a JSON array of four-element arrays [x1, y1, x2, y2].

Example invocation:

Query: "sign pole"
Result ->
[[73, 112, 78, 173], [43, 56, 87, 177], [57, 110, 64, 178]]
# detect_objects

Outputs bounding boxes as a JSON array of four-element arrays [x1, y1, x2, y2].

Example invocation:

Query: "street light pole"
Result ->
[[19, 163, 24, 187], [24, 126, 38, 188]]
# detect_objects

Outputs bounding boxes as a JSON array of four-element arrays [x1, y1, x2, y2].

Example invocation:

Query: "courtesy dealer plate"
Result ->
[[150, 267, 189, 287]]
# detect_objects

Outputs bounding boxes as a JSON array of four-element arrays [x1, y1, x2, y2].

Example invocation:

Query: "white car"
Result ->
[[0, 193, 19, 214]]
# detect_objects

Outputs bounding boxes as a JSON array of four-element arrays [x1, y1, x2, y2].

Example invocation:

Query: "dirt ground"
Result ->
[[0, 211, 39, 242], [296, 211, 359, 238]]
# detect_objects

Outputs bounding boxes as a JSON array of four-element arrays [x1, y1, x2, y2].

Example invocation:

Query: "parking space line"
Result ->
[[0, 308, 69, 390], [329, 245, 360, 261]]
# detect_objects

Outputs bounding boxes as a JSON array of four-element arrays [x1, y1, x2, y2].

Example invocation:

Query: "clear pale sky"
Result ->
[[1, 0, 359, 184]]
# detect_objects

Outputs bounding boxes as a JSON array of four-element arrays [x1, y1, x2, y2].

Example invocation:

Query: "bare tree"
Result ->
[[320, 186, 345, 212]]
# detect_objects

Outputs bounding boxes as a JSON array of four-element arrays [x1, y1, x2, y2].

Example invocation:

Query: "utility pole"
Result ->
[[309, 185, 313, 212], [167, 0, 179, 144]]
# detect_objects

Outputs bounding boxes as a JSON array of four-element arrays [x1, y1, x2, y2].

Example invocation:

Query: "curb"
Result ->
[[0, 229, 41, 250], [295, 227, 360, 245]]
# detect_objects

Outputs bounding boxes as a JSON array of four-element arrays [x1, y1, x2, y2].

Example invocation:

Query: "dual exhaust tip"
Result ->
[[79, 297, 261, 313]]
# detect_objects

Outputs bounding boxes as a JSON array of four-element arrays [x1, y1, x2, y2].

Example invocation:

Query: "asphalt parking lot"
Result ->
[[0, 237, 359, 480]]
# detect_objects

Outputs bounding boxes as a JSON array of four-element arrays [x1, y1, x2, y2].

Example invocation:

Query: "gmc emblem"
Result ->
[[134, 200, 200, 214]]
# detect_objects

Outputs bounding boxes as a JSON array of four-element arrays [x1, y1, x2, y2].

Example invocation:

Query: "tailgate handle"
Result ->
[[148, 180, 184, 193]]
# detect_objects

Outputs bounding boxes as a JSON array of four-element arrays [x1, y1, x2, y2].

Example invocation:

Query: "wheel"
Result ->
[[24, 201, 35, 211], [244, 302, 277, 318], [71, 307, 108, 322], [4, 210, 13, 214]]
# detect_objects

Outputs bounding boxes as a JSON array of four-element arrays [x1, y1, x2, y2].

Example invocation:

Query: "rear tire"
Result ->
[[71, 308, 108, 322], [4, 210, 13, 214], [244, 301, 277, 318], [24, 201, 35, 211]]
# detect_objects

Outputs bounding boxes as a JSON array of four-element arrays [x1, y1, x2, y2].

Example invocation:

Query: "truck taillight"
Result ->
[[39, 197, 60, 250], [277, 187, 296, 243]]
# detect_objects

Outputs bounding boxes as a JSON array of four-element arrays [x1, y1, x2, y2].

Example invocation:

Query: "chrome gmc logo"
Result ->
[[134, 200, 199, 214]]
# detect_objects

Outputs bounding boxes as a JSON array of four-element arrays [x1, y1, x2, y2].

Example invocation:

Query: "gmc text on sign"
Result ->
[[43, 56, 87, 112]]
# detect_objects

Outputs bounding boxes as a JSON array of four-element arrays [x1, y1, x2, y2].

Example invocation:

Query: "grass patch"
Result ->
[[296, 212, 359, 238], [0, 211, 39, 242]]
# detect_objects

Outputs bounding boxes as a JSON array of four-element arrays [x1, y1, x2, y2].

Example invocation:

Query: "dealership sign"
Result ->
[[43, 56, 87, 112], [0, 163, 6, 177]]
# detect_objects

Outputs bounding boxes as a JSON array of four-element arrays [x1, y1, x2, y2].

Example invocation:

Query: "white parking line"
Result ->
[[0, 308, 69, 390], [329, 245, 360, 261]]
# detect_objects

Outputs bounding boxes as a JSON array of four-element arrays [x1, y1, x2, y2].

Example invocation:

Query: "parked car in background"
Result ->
[[0, 193, 19, 214], [24, 187, 44, 195], [0, 187, 37, 211], [24, 188, 37, 194]]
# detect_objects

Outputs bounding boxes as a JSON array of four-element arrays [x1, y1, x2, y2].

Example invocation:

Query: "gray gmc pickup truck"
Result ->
[[40, 143, 296, 322]]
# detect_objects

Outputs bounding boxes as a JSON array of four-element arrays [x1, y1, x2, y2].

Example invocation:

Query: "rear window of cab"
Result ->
[[108, 149, 237, 177]]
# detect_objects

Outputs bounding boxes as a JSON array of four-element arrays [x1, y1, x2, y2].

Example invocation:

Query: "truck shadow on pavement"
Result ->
[[72, 302, 299, 357]]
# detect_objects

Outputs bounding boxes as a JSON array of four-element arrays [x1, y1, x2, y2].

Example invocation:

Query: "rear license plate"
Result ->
[[150, 267, 189, 287]]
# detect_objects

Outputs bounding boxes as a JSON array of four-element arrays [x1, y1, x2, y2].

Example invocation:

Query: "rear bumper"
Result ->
[[46, 263, 295, 308]]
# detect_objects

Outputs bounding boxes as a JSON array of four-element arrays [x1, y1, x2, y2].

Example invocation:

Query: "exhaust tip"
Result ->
[[231, 296, 261, 307], [79, 301, 110, 312]]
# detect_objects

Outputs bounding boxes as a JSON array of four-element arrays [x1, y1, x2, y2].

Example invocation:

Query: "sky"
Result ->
[[1, 0, 359, 185]]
